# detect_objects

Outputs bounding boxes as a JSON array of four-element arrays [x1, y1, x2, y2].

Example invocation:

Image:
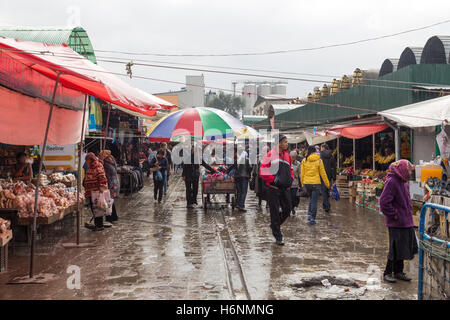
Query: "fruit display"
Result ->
[[340, 166, 354, 175], [343, 155, 354, 165], [0, 179, 83, 218], [374, 153, 395, 164]]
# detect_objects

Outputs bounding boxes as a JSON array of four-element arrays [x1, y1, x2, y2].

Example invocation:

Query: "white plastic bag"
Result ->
[[92, 190, 113, 217]]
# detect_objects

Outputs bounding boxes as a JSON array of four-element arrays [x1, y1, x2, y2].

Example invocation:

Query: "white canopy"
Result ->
[[378, 95, 450, 128]]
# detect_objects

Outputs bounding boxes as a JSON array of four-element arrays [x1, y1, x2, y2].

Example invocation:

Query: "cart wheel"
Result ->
[[226, 194, 230, 203], [231, 196, 235, 210]]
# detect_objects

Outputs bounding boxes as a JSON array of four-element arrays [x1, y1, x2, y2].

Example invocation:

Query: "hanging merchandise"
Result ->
[[88, 97, 103, 132]]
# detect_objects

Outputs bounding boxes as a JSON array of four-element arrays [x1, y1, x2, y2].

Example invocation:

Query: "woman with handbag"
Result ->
[[301, 146, 330, 225], [99, 150, 120, 223], [150, 150, 168, 204], [83, 152, 109, 231]]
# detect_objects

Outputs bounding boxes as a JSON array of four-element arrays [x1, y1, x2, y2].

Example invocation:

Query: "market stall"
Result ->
[[0, 37, 169, 279]]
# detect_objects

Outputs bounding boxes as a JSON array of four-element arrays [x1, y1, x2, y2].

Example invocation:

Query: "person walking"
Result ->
[[182, 144, 215, 208], [379, 159, 418, 283], [320, 143, 336, 213], [99, 150, 120, 223], [259, 135, 294, 245], [228, 148, 253, 212], [83, 152, 109, 231], [149, 150, 168, 204], [252, 146, 269, 208], [161, 142, 173, 195], [301, 145, 330, 225], [290, 150, 301, 216]]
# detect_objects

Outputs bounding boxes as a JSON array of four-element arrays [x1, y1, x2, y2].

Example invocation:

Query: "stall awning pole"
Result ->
[[372, 134, 376, 171], [337, 137, 340, 169], [29, 72, 61, 278], [353, 139, 356, 170], [383, 117, 400, 161], [76, 95, 88, 245]]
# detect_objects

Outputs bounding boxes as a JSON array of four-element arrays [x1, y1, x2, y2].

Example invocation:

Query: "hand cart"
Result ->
[[201, 179, 236, 212]]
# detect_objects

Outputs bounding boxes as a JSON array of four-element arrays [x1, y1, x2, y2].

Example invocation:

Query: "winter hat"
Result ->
[[290, 151, 298, 157]]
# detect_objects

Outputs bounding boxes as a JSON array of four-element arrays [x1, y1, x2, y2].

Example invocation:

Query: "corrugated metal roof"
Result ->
[[379, 58, 399, 77], [420, 35, 450, 64], [0, 26, 97, 63], [398, 47, 423, 69]]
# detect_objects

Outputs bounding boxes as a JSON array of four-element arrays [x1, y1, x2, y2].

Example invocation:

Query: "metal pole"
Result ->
[[337, 137, 340, 169], [29, 73, 61, 278], [353, 138, 356, 170], [383, 117, 400, 161], [103, 103, 111, 151], [372, 134, 376, 171], [76, 95, 88, 245]]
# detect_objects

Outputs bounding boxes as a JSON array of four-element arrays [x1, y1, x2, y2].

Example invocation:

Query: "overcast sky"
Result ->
[[1, 0, 450, 98]]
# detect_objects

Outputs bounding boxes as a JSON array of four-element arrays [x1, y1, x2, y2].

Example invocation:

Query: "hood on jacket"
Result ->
[[320, 150, 332, 160], [306, 154, 321, 162]]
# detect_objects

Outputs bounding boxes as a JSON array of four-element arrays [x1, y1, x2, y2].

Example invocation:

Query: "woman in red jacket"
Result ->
[[259, 135, 294, 245]]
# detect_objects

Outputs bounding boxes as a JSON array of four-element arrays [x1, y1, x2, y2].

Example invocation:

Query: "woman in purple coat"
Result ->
[[379, 159, 418, 283]]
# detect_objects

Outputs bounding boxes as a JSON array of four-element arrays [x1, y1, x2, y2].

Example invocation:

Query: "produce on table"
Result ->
[[0, 217, 11, 235], [0, 179, 83, 218], [343, 155, 354, 165]]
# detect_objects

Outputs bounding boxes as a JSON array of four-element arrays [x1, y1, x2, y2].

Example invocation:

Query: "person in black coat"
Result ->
[[182, 145, 215, 208], [320, 143, 336, 213], [149, 150, 168, 203]]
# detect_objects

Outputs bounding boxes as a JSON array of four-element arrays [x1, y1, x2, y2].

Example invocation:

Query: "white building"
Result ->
[[154, 75, 205, 109]]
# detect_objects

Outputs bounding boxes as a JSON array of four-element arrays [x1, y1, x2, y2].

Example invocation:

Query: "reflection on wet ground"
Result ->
[[0, 174, 418, 300]]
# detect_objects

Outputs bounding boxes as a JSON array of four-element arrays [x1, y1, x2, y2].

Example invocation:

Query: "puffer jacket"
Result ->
[[301, 154, 330, 188], [259, 147, 294, 189]]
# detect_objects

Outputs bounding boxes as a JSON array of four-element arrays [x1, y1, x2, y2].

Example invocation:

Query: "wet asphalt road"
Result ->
[[0, 173, 418, 300]]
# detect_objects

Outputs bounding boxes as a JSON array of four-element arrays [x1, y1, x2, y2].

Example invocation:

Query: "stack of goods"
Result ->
[[355, 178, 383, 213], [0, 180, 83, 218], [202, 165, 233, 182], [340, 166, 354, 176], [48, 173, 76, 187], [0, 217, 11, 235], [36, 174, 51, 186], [374, 153, 395, 165], [343, 155, 354, 166]]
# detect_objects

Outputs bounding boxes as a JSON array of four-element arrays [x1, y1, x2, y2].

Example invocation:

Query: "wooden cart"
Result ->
[[201, 179, 236, 212]]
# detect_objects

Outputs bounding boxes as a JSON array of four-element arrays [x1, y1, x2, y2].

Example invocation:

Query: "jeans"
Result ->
[[154, 179, 164, 201], [267, 187, 292, 241], [321, 182, 330, 211], [236, 177, 249, 208], [185, 177, 199, 205], [290, 187, 300, 210], [305, 184, 320, 220]]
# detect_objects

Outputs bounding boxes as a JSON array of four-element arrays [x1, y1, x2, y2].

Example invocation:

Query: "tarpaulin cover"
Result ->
[[378, 95, 450, 128], [0, 85, 84, 145], [0, 37, 176, 117], [329, 123, 389, 139]]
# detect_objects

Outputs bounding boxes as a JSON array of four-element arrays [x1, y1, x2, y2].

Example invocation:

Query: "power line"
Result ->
[[1, 45, 449, 89], [93, 18, 450, 57], [3, 53, 444, 125]]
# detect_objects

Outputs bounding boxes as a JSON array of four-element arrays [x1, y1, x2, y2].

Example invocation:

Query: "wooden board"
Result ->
[[17, 205, 77, 226], [0, 229, 12, 247]]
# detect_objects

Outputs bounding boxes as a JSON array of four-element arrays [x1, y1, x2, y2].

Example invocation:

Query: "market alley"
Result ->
[[0, 174, 418, 300]]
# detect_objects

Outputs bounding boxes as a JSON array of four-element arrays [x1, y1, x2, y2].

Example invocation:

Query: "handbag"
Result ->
[[331, 182, 340, 201], [92, 190, 113, 217]]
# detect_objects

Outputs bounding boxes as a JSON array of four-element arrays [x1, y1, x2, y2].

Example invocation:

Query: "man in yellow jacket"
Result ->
[[301, 146, 330, 225]]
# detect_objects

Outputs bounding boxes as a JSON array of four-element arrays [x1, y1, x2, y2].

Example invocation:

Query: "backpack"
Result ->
[[155, 170, 163, 182]]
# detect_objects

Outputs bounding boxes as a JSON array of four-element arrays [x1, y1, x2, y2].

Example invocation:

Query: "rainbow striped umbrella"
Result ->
[[147, 107, 246, 142]]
